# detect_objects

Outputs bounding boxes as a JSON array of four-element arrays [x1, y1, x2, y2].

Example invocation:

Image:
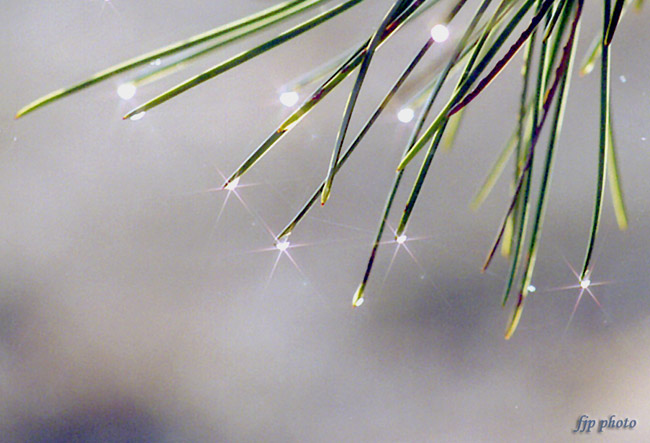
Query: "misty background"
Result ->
[[1, 1, 649, 441]]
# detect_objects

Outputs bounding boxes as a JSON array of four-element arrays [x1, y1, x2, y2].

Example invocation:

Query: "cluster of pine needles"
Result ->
[[16, 0, 645, 338]]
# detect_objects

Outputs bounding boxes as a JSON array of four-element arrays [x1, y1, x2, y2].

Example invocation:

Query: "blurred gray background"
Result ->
[[1, 1, 649, 441]]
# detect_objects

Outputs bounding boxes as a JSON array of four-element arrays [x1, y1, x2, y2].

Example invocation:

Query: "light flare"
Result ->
[[276, 239, 290, 252], [224, 177, 240, 191]]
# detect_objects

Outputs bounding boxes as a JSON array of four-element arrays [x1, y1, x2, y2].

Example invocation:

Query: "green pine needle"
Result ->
[[15, 0, 642, 339], [16, 0, 323, 118]]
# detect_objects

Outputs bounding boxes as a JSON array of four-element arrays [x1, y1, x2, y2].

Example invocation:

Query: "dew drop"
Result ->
[[397, 108, 414, 123], [430, 24, 450, 43], [276, 240, 290, 252], [224, 177, 240, 191], [117, 83, 136, 100], [279, 91, 299, 107]]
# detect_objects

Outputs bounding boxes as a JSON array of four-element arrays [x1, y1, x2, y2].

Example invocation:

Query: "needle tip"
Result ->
[[320, 185, 331, 206], [352, 284, 365, 308]]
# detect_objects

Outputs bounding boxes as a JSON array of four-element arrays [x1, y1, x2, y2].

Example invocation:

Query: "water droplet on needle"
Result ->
[[276, 239, 290, 252], [224, 177, 240, 191], [430, 24, 450, 43]]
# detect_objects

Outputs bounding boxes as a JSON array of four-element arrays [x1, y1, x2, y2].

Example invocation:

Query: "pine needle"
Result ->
[[15, 0, 324, 118]]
